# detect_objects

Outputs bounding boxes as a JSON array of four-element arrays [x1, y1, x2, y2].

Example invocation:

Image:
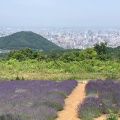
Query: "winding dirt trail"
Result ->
[[56, 83, 85, 120]]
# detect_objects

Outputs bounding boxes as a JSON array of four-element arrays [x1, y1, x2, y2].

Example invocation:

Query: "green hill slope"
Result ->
[[0, 31, 63, 52]]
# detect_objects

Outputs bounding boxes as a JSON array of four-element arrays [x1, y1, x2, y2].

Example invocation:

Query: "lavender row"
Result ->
[[78, 79, 120, 120], [85, 79, 120, 108], [0, 80, 78, 120], [78, 97, 103, 120]]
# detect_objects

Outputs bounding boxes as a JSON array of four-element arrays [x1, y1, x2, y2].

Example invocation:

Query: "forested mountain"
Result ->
[[0, 31, 63, 52]]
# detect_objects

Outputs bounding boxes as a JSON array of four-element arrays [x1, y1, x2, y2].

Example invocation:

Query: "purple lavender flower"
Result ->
[[0, 80, 78, 120], [78, 97, 103, 120], [85, 80, 99, 95]]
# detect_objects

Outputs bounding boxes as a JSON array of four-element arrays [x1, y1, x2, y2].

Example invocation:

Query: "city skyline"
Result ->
[[0, 0, 120, 28], [0, 27, 120, 49]]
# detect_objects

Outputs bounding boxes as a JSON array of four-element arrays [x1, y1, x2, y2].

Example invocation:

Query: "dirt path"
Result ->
[[56, 83, 86, 120]]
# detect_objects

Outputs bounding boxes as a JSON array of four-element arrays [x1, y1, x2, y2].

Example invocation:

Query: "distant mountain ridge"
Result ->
[[0, 31, 63, 52]]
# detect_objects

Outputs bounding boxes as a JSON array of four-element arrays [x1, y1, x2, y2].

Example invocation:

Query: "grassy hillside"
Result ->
[[0, 31, 63, 52]]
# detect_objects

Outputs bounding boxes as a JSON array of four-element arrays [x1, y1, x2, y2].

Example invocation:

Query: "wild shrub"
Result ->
[[106, 113, 118, 120]]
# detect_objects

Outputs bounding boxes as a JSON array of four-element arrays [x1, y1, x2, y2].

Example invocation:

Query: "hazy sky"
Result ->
[[0, 0, 120, 28]]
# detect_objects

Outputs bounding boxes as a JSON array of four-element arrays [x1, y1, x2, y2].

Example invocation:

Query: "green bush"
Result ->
[[106, 113, 118, 120]]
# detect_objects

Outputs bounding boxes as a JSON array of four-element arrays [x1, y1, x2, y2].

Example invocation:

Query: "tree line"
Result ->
[[2, 42, 120, 62]]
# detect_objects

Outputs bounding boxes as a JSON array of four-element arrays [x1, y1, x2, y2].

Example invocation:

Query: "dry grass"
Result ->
[[0, 72, 111, 81]]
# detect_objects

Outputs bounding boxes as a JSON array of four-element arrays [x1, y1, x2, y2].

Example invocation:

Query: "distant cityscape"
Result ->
[[0, 27, 120, 49]]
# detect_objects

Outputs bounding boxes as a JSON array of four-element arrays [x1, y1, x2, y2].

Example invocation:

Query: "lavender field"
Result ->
[[78, 79, 120, 120], [0, 80, 78, 120]]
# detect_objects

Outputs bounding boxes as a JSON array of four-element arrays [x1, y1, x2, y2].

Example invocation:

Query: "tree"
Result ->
[[6, 48, 34, 61], [13, 53, 26, 61], [94, 42, 108, 60], [94, 42, 107, 55], [80, 48, 97, 60], [36, 50, 44, 61]]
